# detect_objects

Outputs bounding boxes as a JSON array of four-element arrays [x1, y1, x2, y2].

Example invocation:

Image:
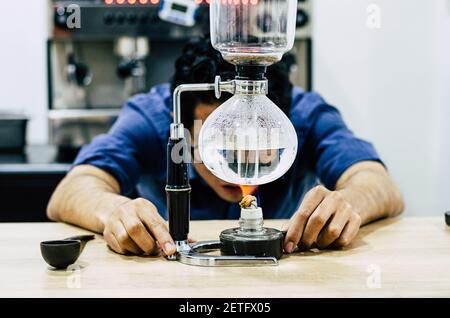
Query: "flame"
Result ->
[[239, 185, 258, 196]]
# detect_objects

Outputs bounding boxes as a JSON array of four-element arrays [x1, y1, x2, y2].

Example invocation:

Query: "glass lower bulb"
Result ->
[[198, 94, 298, 185]]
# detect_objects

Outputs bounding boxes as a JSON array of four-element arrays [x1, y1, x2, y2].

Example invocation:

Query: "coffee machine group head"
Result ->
[[166, 0, 299, 266]]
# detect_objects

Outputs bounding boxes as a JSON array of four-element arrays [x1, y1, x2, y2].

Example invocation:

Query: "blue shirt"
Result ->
[[74, 83, 382, 220]]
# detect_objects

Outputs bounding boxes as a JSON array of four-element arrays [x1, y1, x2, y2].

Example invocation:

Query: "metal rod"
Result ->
[[171, 76, 235, 139], [172, 83, 216, 126]]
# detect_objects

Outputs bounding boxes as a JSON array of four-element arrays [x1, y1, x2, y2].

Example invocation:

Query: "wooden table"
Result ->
[[0, 217, 449, 297]]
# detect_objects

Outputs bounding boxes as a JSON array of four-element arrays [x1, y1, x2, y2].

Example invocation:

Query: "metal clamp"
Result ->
[[214, 75, 235, 99], [234, 79, 268, 95]]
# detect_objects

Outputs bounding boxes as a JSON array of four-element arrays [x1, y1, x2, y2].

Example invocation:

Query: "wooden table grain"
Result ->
[[0, 217, 449, 297]]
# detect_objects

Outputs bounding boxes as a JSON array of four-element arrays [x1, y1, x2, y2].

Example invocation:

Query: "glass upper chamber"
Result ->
[[198, 0, 298, 186], [210, 0, 298, 66]]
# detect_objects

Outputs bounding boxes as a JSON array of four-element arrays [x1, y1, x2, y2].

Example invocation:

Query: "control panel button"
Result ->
[[139, 12, 150, 24], [127, 13, 138, 24], [296, 9, 309, 28], [103, 12, 114, 25], [116, 12, 125, 24], [54, 6, 68, 29]]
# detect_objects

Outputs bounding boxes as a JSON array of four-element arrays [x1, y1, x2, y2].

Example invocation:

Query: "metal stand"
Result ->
[[166, 75, 278, 267], [172, 240, 278, 267]]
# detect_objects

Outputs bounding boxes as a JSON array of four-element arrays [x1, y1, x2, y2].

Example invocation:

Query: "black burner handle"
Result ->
[[166, 137, 191, 242]]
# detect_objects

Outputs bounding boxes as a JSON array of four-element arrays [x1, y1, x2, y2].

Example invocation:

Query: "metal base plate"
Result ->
[[173, 240, 278, 267]]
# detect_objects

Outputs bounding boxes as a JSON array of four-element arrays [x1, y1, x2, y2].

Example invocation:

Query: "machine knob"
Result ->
[[296, 9, 309, 28], [139, 12, 150, 24], [116, 12, 125, 24], [127, 13, 138, 24], [257, 13, 273, 33], [54, 6, 68, 29], [117, 60, 138, 79], [67, 54, 92, 87], [104, 12, 114, 25]]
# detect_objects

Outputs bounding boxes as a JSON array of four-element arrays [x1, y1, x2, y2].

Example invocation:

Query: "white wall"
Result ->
[[436, 0, 450, 215], [0, 0, 48, 144], [313, 0, 450, 216]]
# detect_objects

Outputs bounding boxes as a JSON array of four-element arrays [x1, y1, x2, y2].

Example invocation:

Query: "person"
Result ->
[[47, 38, 404, 256]]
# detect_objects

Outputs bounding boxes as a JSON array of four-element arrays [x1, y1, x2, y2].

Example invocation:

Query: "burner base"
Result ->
[[219, 227, 284, 260]]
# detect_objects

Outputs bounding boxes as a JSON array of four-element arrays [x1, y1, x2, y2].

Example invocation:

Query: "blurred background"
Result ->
[[0, 0, 448, 221]]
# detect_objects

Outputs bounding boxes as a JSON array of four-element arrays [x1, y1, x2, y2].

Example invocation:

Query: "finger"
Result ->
[[281, 186, 328, 233], [111, 220, 143, 255], [333, 214, 362, 247], [316, 205, 352, 248], [148, 241, 162, 256], [104, 227, 126, 254], [121, 215, 157, 254], [136, 200, 176, 255], [284, 185, 329, 253], [301, 192, 342, 248]]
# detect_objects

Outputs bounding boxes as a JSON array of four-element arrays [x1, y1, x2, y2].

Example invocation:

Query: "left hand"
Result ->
[[282, 185, 362, 253]]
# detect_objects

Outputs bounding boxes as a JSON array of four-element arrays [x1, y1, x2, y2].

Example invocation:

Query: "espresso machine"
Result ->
[[167, 0, 300, 266], [47, 0, 210, 161]]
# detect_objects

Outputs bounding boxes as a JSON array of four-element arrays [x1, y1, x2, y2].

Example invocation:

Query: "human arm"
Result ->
[[283, 161, 404, 252], [47, 92, 176, 256], [47, 165, 176, 256], [283, 93, 404, 252]]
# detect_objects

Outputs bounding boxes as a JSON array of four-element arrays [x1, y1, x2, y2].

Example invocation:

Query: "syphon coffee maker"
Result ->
[[166, 0, 299, 266]]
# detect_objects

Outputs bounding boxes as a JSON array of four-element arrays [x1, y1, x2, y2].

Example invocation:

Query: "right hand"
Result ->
[[103, 198, 176, 256]]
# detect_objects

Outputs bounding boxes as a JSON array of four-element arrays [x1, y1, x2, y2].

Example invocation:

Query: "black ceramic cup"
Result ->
[[40, 235, 95, 269]]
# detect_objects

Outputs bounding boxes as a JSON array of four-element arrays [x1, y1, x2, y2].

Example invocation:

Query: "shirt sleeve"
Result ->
[[292, 91, 383, 190], [73, 95, 165, 196]]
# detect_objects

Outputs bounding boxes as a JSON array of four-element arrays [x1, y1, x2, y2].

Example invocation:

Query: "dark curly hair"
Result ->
[[171, 37, 295, 130]]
